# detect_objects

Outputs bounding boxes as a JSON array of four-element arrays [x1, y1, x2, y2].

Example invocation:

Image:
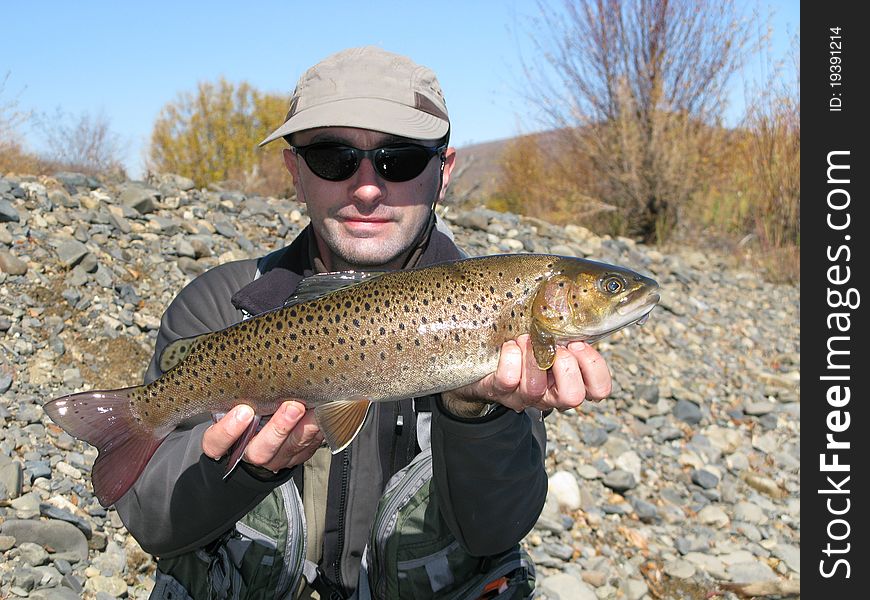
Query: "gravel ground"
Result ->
[[0, 172, 799, 599]]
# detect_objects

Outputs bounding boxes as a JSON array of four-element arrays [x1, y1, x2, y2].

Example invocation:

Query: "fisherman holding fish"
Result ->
[[45, 47, 660, 599]]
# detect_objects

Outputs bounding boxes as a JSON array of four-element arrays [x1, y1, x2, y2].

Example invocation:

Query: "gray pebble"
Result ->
[[602, 469, 637, 492]]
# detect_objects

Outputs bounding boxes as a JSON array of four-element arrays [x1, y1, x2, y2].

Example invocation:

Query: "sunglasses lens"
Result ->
[[374, 145, 432, 182], [303, 145, 360, 181], [297, 143, 440, 182]]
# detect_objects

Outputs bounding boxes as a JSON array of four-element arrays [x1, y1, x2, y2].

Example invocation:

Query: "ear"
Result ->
[[283, 147, 299, 182], [438, 147, 457, 201]]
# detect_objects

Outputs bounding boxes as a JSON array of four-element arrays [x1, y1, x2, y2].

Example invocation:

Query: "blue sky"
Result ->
[[2, 1, 798, 178]]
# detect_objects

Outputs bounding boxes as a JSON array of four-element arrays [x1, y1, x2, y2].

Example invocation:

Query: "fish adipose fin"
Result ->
[[313, 397, 372, 454], [43, 387, 168, 507]]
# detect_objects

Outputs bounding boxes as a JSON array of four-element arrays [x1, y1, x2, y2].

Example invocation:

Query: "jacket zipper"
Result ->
[[333, 447, 350, 592]]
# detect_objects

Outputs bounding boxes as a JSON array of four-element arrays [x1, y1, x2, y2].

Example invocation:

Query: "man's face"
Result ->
[[283, 127, 456, 272]]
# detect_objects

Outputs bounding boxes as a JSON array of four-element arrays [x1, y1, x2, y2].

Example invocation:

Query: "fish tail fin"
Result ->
[[43, 387, 167, 507]]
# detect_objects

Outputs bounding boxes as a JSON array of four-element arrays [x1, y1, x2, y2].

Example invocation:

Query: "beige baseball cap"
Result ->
[[259, 46, 450, 146]]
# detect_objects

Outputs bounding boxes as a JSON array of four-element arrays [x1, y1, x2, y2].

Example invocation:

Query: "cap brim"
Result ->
[[258, 97, 449, 146]]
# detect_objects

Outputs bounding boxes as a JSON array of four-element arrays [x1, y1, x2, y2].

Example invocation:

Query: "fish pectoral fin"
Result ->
[[530, 320, 557, 370], [313, 397, 372, 454], [159, 333, 211, 373], [223, 415, 263, 480]]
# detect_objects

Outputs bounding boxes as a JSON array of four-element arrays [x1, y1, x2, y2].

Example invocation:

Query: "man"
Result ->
[[116, 47, 612, 599]]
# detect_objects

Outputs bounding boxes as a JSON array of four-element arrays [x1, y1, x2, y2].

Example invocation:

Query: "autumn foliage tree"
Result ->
[[149, 79, 292, 197], [509, 0, 756, 242]]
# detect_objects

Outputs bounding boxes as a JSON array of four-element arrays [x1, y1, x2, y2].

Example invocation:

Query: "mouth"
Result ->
[[578, 291, 660, 343]]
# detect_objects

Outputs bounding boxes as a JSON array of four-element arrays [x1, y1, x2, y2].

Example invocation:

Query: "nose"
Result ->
[[351, 158, 386, 208]]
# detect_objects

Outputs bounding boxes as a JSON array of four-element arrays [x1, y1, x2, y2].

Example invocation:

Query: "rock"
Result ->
[[691, 468, 720, 489], [18, 541, 50, 566], [1, 520, 89, 563], [733, 501, 768, 525], [0, 198, 21, 222], [539, 573, 597, 600], [673, 399, 702, 424], [602, 469, 637, 493], [0, 249, 28, 275], [697, 505, 730, 528], [55, 239, 90, 268], [0, 460, 23, 499], [548, 471, 581, 511], [118, 184, 159, 214], [84, 574, 129, 597], [727, 560, 779, 584], [664, 559, 696, 579]]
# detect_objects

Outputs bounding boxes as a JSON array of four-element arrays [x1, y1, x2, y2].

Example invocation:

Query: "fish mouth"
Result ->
[[576, 291, 660, 343]]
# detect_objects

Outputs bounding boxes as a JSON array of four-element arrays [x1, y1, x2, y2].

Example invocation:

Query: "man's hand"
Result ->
[[202, 401, 324, 473], [443, 334, 612, 413]]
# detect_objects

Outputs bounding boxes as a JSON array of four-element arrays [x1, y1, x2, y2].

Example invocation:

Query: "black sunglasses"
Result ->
[[291, 142, 447, 182]]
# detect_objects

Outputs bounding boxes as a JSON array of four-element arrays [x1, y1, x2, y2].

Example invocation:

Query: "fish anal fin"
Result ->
[[313, 397, 372, 454], [159, 333, 210, 373], [530, 320, 557, 370]]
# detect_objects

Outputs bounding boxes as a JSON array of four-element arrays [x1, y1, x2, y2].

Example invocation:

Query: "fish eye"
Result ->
[[602, 276, 624, 294]]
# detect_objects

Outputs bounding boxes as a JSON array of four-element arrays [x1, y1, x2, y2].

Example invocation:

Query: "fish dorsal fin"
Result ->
[[530, 320, 558, 370], [159, 333, 211, 373], [313, 397, 372, 453], [285, 271, 385, 306]]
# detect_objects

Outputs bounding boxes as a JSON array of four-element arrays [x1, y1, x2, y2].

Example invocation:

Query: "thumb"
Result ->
[[203, 404, 254, 459]]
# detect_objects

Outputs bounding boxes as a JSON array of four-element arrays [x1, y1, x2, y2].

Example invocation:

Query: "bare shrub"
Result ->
[[0, 72, 36, 175], [515, 0, 758, 242], [35, 108, 126, 177]]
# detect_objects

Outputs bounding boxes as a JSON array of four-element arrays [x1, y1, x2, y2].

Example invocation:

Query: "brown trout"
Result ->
[[44, 254, 659, 506]]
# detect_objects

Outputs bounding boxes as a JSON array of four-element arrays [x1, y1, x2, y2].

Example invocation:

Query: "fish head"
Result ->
[[531, 258, 660, 343]]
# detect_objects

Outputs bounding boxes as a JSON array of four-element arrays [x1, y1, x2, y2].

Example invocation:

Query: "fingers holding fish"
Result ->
[[490, 336, 612, 413], [202, 404, 256, 460], [241, 402, 323, 473], [568, 341, 612, 402]]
